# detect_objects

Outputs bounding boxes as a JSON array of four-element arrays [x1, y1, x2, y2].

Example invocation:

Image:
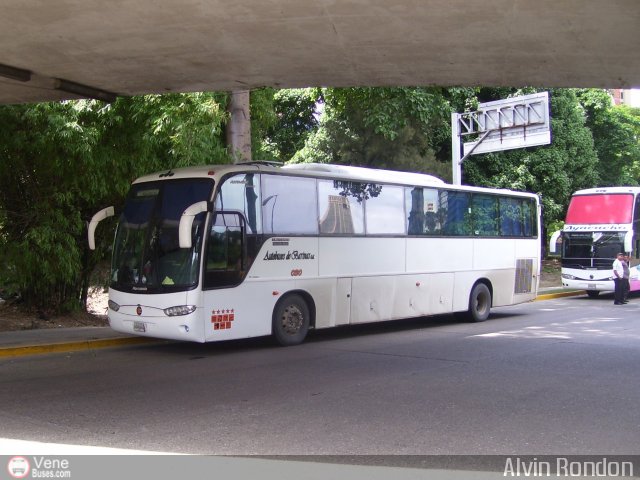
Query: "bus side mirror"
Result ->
[[179, 201, 210, 249], [549, 230, 561, 255], [624, 231, 633, 255], [88, 206, 115, 250]]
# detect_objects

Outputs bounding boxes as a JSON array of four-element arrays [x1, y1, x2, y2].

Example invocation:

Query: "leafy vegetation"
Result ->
[[290, 87, 453, 180], [0, 94, 230, 313]]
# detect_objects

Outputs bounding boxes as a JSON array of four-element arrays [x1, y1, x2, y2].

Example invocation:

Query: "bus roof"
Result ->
[[133, 162, 538, 199], [572, 186, 640, 196], [282, 162, 445, 186]]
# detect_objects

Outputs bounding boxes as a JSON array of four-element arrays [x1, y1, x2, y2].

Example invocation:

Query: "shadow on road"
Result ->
[[132, 309, 529, 358]]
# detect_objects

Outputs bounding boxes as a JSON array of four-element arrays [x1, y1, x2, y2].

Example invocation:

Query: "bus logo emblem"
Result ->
[[7, 457, 30, 479], [136, 305, 142, 316]]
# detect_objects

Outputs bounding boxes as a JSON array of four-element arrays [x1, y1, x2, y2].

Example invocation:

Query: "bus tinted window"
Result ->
[[215, 173, 261, 234], [522, 198, 536, 237], [365, 185, 405, 234], [472, 194, 499, 236], [407, 189, 536, 238], [262, 175, 318, 234], [441, 190, 472, 236], [318, 180, 365, 234], [500, 197, 537, 237], [499, 197, 523, 236]]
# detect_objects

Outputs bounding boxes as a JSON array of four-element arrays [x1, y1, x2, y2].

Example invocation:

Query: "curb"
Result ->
[[0, 336, 159, 359], [535, 290, 586, 301], [0, 289, 587, 359]]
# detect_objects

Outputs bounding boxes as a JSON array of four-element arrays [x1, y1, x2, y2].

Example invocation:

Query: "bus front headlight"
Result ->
[[108, 300, 120, 312], [164, 305, 197, 316], [561, 274, 576, 280]]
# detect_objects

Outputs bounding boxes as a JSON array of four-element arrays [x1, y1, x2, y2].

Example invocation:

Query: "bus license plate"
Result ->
[[134, 321, 146, 333], [588, 284, 596, 289]]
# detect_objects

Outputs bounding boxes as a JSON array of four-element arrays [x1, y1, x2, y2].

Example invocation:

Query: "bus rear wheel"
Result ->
[[467, 283, 491, 322], [272, 294, 310, 346]]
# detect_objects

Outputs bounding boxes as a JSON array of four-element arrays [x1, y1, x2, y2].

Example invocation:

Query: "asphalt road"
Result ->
[[1, 293, 639, 456]]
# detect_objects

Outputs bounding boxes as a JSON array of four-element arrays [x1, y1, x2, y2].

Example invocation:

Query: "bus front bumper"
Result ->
[[108, 309, 206, 343], [561, 277, 614, 292]]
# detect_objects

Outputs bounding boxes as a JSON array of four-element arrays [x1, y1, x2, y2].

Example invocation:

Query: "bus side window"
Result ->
[[262, 175, 318, 235], [406, 187, 441, 235], [499, 197, 523, 237], [440, 190, 472, 236], [365, 185, 405, 234], [471, 194, 498, 236], [522, 199, 537, 237], [318, 180, 365, 235], [215, 173, 261, 234]]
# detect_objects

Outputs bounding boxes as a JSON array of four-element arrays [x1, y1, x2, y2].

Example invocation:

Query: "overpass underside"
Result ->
[[0, 0, 639, 104]]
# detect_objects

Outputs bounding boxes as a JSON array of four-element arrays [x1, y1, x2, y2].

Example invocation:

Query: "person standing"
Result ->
[[622, 254, 631, 303], [613, 252, 625, 305]]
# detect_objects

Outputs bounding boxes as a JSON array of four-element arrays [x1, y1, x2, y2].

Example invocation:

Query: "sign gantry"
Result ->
[[451, 92, 551, 185]]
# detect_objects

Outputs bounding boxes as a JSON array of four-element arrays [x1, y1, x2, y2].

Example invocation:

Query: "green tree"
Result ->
[[576, 89, 640, 186], [0, 101, 102, 312], [0, 93, 229, 314], [262, 88, 322, 161], [291, 87, 453, 180], [249, 88, 279, 161]]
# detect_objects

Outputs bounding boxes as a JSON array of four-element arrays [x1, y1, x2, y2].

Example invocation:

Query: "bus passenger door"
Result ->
[[204, 212, 247, 288], [334, 277, 352, 326]]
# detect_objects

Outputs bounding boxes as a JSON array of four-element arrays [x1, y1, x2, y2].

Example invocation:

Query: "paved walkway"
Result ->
[[0, 288, 585, 358]]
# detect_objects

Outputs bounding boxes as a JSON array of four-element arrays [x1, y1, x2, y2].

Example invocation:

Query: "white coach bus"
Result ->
[[88, 162, 541, 345], [549, 187, 640, 297]]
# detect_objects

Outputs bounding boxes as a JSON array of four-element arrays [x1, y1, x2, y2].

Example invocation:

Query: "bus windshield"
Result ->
[[562, 231, 625, 269], [565, 194, 634, 224], [111, 179, 213, 293]]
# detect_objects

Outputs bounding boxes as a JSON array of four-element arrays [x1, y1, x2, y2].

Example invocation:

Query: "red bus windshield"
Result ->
[[565, 194, 634, 224]]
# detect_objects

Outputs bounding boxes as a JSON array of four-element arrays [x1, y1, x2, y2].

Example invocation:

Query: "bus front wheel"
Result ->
[[467, 283, 491, 322], [272, 294, 310, 346]]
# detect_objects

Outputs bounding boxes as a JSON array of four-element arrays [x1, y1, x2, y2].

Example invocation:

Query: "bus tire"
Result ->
[[467, 282, 491, 322], [272, 294, 310, 346], [586, 290, 600, 298]]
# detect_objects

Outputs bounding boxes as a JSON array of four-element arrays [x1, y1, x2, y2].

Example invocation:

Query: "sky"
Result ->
[[625, 89, 640, 107]]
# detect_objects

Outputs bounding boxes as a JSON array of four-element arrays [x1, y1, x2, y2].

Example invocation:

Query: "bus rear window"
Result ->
[[565, 194, 633, 224]]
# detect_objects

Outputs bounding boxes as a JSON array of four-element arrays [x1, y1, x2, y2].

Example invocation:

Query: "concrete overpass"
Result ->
[[1, 0, 639, 104]]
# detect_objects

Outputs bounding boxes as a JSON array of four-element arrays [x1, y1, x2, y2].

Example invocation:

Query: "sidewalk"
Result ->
[[0, 287, 585, 358]]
